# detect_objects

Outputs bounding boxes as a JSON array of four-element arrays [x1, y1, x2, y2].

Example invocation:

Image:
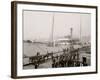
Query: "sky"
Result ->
[[23, 10, 91, 41]]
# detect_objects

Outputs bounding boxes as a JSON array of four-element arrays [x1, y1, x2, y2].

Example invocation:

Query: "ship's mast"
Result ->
[[80, 15, 82, 42], [51, 13, 55, 47]]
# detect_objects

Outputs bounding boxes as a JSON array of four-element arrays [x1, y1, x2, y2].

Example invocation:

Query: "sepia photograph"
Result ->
[[11, 1, 97, 78], [23, 10, 91, 69]]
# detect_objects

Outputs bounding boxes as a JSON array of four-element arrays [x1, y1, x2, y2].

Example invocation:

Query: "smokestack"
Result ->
[[70, 28, 73, 38]]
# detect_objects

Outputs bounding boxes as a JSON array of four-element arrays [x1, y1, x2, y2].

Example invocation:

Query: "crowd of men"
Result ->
[[28, 48, 88, 69], [52, 55, 78, 68], [51, 51, 88, 68]]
